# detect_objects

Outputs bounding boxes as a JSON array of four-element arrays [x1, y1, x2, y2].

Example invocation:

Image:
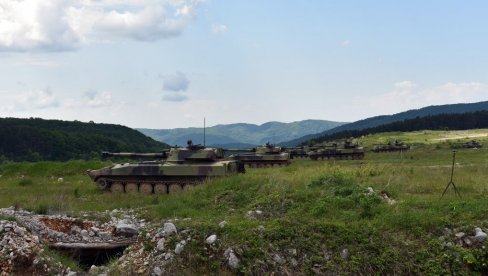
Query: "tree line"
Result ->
[[0, 118, 168, 162], [302, 111, 488, 146]]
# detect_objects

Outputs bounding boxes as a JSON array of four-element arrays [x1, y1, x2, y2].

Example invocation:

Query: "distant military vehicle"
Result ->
[[284, 146, 310, 159], [371, 140, 410, 153], [462, 140, 483, 148], [308, 140, 365, 160], [87, 140, 245, 194], [227, 142, 291, 167]]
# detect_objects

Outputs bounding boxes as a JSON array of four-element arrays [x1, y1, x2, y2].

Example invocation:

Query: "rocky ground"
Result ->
[[0, 207, 241, 275]]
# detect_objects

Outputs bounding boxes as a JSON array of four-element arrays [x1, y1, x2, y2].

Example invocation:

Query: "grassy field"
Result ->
[[1, 129, 488, 274]]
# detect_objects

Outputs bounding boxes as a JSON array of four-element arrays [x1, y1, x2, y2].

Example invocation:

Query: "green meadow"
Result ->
[[1, 129, 488, 274]]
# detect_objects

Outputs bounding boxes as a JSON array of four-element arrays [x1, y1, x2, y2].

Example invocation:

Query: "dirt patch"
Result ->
[[433, 133, 488, 141], [39, 217, 94, 234]]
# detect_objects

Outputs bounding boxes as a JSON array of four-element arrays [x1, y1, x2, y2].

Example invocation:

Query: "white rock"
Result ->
[[115, 221, 139, 237], [219, 221, 227, 228], [273, 254, 284, 264], [153, 266, 163, 276], [14, 227, 24, 236], [206, 234, 217, 245], [175, 242, 185, 254], [341, 248, 349, 259], [163, 223, 177, 236], [474, 227, 487, 242], [157, 238, 165, 251], [455, 232, 466, 239], [228, 252, 240, 269], [290, 258, 298, 267], [165, 252, 173, 260], [80, 230, 89, 237], [98, 232, 111, 240], [366, 187, 375, 195], [224, 247, 233, 258], [57, 178, 64, 183]]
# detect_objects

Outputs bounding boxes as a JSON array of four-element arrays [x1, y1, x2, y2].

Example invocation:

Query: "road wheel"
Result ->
[[154, 184, 167, 194], [110, 182, 124, 193], [125, 183, 138, 193], [140, 183, 153, 194], [169, 184, 182, 193], [183, 184, 194, 191]]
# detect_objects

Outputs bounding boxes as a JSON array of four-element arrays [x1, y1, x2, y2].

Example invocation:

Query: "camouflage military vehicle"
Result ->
[[462, 140, 483, 148], [371, 140, 410, 153], [87, 140, 245, 194], [308, 140, 365, 160], [284, 146, 310, 159], [227, 142, 291, 167]]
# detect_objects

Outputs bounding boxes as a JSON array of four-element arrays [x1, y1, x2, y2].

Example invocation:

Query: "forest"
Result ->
[[0, 118, 168, 162]]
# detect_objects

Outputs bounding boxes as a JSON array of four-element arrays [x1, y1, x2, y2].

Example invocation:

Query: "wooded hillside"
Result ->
[[0, 118, 168, 162]]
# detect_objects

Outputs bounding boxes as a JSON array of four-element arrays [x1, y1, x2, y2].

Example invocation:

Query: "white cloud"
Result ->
[[0, 0, 202, 52], [0, 0, 81, 51], [394, 80, 417, 90], [163, 71, 190, 91], [212, 24, 228, 34], [84, 90, 113, 108], [9, 88, 60, 111], [341, 40, 350, 47]]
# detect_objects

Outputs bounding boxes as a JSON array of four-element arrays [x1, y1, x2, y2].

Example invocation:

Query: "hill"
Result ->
[[283, 101, 488, 146], [0, 117, 168, 162], [138, 119, 345, 147], [300, 110, 488, 146]]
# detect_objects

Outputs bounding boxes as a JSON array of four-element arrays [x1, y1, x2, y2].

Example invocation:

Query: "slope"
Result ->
[[283, 101, 488, 146], [0, 117, 168, 162]]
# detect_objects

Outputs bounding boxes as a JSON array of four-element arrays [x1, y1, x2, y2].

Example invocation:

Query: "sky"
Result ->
[[1, 0, 488, 129]]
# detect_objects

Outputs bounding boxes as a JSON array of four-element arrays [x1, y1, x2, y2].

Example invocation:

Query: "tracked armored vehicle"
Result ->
[[372, 140, 410, 153], [87, 140, 245, 194], [227, 142, 291, 168], [285, 147, 310, 159], [462, 140, 483, 148], [308, 140, 365, 160]]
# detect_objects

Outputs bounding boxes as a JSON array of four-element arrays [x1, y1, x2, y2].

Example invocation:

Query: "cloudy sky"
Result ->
[[1, 0, 487, 128]]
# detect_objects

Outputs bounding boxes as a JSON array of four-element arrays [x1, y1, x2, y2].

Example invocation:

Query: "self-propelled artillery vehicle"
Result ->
[[87, 140, 245, 194], [308, 140, 365, 160], [462, 140, 483, 149], [285, 147, 310, 159], [371, 140, 410, 153], [226, 142, 291, 168]]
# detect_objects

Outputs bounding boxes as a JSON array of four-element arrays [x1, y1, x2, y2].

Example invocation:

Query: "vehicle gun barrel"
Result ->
[[101, 151, 168, 158], [224, 148, 256, 153]]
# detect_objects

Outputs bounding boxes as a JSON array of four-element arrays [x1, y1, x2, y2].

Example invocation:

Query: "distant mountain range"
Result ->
[[138, 120, 346, 148], [281, 101, 488, 146]]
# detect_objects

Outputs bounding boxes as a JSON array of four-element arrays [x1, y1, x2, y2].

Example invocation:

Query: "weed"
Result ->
[[18, 178, 33, 186], [0, 215, 16, 222], [33, 204, 49, 215]]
